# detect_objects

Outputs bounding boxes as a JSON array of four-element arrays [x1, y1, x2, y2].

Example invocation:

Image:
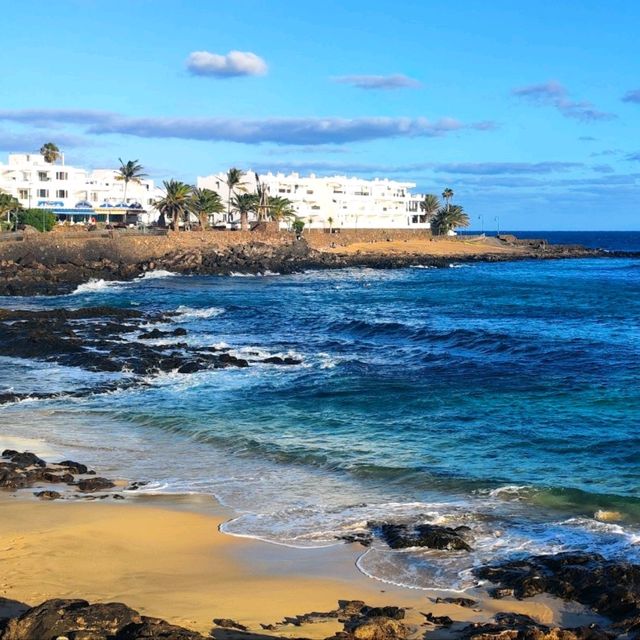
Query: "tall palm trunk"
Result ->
[[123, 179, 128, 205], [240, 211, 248, 231]]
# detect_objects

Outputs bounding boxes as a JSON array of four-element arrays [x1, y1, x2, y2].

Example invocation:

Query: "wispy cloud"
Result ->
[[590, 148, 622, 157], [332, 74, 421, 90], [186, 50, 267, 78], [622, 89, 640, 103], [0, 128, 92, 151], [626, 152, 640, 162], [578, 136, 597, 141], [0, 109, 496, 146], [591, 164, 614, 173], [512, 81, 616, 122], [431, 161, 582, 175], [250, 160, 582, 177]]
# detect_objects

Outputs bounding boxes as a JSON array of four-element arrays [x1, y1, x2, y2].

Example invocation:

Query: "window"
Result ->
[[91, 192, 98, 202], [56, 190, 68, 198], [56, 171, 68, 180], [38, 172, 49, 181], [18, 189, 29, 200], [306, 190, 314, 194], [37, 189, 49, 198]]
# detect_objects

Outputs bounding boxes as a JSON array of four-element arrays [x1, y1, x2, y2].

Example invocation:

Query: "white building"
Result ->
[[197, 171, 430, 229], [0, 153, 163, 225]]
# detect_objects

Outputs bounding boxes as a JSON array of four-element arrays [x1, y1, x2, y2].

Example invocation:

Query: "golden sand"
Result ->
[[0, 494, 596, 637]]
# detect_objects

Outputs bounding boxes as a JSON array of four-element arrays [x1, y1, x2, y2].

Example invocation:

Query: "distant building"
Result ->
[[197, 172, 429, 229], [0, 153, 163, 225]]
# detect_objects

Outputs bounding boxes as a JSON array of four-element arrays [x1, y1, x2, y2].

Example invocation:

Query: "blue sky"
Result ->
[[1, 0, 639, 229]]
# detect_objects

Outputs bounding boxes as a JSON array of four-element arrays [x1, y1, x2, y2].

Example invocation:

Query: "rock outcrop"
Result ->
[[477, 553, 640, 635]]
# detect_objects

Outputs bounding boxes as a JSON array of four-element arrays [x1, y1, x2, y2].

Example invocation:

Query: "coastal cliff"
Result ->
[[0, 230, 603, 295]]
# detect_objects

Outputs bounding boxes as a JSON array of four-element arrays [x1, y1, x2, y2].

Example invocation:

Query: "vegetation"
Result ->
[[231, 192, 258, 231], [267, 196, 295, 221], [430, 204, 470, 236], [442, 187, 454, 212], [17, 208, 56, 232], [225, 168, 247, 223], [191, 188, 224, 228], [292, 218, 305, 235], [40, 143, 61, 164], [0, 191, 22, 231], [116, 159, 147, 204], [420, 194, 440, 221], [155, 180, 194, 229]]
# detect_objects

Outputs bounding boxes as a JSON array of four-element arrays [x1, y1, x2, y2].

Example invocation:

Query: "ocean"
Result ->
[[1, 231, 639, 591]]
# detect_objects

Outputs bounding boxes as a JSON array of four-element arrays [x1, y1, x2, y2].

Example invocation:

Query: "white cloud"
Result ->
[[186, 50, 268, 78]]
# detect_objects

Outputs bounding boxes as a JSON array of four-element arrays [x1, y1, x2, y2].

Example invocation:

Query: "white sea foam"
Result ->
[[71, 279, 124, 294], [175, 305, 225, 319], [139, 269, 177, 280], [228, 270, 281, 277], [71, 270, 177, 294]]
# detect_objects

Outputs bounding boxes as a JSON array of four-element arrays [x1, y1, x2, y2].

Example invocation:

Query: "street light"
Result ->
[[478, 214, 484, 234], [494, 216, 500, 236]]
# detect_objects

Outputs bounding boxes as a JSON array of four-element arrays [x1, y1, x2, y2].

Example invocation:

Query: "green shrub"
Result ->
[[17, 208, 56, 232], [292, 218, 305, 235]]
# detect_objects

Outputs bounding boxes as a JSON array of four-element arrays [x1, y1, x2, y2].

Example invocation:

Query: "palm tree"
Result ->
[[254, 172, 270, 221], [420, 194, 440, 222], [431, 204, 470, 236], [267, 196, 295, 222], [40, 143, 61, 164], [327, 216, 334, 232], [442, 188, 454, 212], [231, 192, 258, 231], [191, 188, 224, 229], [225, 168, 246, 223], [115, 159, 147, 205], [155, 180, 193, 230]]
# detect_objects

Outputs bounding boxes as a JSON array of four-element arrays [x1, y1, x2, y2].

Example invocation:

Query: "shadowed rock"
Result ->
[[476, 553, 640, 634], [369, 521, 473, 551]]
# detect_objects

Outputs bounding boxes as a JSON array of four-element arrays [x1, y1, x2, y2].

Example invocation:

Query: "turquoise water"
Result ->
[[1, 234, 639, 589]]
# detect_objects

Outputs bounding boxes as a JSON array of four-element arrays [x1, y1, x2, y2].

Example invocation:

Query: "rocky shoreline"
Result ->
[[0, 235, 617, 296], [2, 449, 640, 639]]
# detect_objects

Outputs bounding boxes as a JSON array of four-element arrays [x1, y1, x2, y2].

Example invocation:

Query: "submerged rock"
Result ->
[[369, 521, 473, 551]]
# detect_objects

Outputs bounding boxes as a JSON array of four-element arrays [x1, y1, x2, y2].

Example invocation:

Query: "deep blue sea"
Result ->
[[1, 231, 639, 590]]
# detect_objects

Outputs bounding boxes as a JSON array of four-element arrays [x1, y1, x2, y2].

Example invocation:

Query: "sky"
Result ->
[[1, 0, 639, 230]]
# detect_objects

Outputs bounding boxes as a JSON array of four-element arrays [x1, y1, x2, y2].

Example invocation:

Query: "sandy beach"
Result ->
[[0, 492, 599, 638]]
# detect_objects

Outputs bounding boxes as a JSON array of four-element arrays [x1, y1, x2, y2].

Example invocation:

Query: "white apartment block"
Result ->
[[197, 172, 430, 229], [0, 153, 163, 224]]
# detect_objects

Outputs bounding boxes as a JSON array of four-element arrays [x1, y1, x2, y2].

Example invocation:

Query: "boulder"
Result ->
[[1, 450, 46, 468], [57, 460, 92, 475], [370, 522, 473, 551], [345, 617, 408, 640], [34, 490, 62, 500], [76, 477, 116, 492], [0, 599, 141, 640]]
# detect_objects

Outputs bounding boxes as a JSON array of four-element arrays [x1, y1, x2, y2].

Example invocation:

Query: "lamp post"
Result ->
[[478, 214, 484, 234], [494, 216, 500, 236]]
